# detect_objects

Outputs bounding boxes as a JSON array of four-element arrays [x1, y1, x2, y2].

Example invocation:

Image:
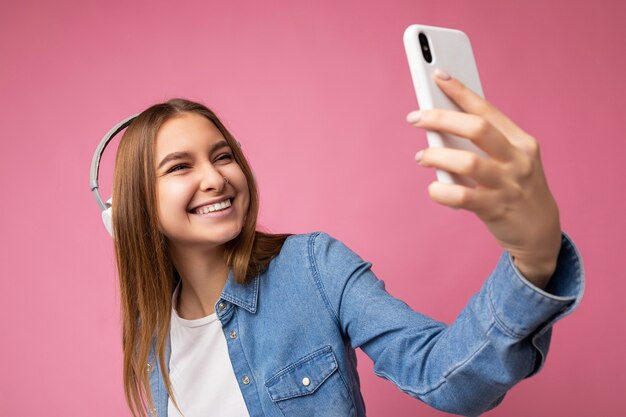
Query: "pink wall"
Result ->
[[1, 0, 623, 415]]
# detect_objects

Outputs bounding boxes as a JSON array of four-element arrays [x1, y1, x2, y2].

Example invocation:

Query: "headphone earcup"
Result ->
[[102, 198, 113, 237]]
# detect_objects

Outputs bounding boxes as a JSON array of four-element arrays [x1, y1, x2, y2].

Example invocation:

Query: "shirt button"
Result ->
[[242, 375, 250, 385], [218, 302, 227, 311], [302, 377, 311, 386], [229, 330, 237, 339]]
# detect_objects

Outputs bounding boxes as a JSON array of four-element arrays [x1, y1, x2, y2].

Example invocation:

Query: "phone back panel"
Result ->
[[404, 24, 487, 186]]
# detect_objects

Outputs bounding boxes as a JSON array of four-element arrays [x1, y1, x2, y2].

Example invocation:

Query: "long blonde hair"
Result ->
[[112, 98, 290, 417]]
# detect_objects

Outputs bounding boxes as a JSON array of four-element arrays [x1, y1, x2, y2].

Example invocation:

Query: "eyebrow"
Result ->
[[157, 140, 230, 170]]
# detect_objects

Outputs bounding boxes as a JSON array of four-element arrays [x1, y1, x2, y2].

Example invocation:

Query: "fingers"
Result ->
[[427, 181, 499, 214], [416, 147, 505, 188], [432, 68, 525, 140], [408, 108, 516, 162]]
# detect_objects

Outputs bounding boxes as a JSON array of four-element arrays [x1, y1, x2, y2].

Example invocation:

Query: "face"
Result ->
[[154, 112, 250, 251]]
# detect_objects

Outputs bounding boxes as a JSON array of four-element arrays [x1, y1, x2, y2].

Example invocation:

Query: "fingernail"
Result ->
[[415, 150, 424, 163], [434, 68, 452, 80], [406, 111, 421, 124]]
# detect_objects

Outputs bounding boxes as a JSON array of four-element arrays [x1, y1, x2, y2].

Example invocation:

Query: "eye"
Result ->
[[166, 164, 189, 173], [215, 152, 234, 163]]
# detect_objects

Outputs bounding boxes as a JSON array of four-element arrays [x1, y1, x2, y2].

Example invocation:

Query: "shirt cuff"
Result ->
[[487, 232, 585, 340]]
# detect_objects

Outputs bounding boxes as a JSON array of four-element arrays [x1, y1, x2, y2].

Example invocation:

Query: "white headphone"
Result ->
[[90, 114, 138, 237]]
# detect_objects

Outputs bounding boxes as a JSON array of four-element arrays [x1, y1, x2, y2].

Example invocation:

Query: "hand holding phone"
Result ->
[[403, 24, 563, 286]]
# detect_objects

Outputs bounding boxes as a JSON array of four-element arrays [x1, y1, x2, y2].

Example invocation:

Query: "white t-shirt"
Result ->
[[167, 283, 250, 417]]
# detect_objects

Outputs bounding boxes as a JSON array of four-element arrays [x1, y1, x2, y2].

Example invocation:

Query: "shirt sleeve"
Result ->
[[309, 231, 584, 417]]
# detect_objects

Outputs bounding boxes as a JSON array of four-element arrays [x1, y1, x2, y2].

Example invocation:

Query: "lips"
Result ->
[[189, 197, 234, 214]]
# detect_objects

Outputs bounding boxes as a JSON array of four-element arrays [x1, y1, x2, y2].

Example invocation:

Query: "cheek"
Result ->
[[234, 173, 251, 210], [157, 181, 193, 220]]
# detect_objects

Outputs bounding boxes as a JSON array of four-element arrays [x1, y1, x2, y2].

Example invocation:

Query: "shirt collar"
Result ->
[[219, 268, 259, 314]]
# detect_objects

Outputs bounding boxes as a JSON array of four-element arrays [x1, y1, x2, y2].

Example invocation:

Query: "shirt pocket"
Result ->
[[265, 345, 355, 416]]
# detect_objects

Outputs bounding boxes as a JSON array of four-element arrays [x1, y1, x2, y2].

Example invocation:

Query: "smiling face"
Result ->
[[154, 112, 250, 251]]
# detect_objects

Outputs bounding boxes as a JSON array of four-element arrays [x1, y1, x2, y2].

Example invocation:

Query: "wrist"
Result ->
[[510, 224, 562, 290], [512, 256, 557, 289]]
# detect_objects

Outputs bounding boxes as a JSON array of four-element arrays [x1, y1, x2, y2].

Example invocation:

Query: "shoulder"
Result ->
[[272, 231, 376, 326], [279, 231, 365, 265], [274, 231, 370, 289]]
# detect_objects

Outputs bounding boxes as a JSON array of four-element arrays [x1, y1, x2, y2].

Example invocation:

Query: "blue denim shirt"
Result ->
[[148, 231, 584, 417]]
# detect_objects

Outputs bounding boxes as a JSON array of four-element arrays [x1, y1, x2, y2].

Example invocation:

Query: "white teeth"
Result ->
[[195, 199, 231, 215]]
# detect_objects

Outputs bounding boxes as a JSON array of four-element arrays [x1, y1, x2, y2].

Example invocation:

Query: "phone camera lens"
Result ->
[[418, 32, 432, 63]]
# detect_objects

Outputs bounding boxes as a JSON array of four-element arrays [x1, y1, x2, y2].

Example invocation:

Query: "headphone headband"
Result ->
[[90, 114, 138, 211]]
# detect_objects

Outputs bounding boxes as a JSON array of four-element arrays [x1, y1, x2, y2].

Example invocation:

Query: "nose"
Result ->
[[199, 161, 226, 193]]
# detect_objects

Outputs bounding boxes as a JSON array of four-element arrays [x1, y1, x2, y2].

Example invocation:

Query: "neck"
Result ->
[[169, 243, 230, 320]]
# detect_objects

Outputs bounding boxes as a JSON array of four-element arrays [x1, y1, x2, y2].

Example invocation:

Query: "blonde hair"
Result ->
[[112, 98, 290, 417]]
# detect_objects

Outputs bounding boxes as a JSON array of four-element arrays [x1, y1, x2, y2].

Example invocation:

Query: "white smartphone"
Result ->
[[403, 24, 488, 187]]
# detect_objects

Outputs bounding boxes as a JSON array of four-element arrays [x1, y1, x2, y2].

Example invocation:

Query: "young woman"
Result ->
[[111, 70, 583, 417]]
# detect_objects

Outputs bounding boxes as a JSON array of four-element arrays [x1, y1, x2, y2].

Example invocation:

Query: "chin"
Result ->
[[201, 226, 244, 247]]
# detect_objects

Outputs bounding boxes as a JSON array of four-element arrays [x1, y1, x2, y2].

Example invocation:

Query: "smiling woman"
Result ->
[[111, 99, 292, 417], [107, 94, 583, 417]]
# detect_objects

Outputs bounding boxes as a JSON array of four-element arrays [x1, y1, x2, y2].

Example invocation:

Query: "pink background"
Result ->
[[1, 0, 624, 416]]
